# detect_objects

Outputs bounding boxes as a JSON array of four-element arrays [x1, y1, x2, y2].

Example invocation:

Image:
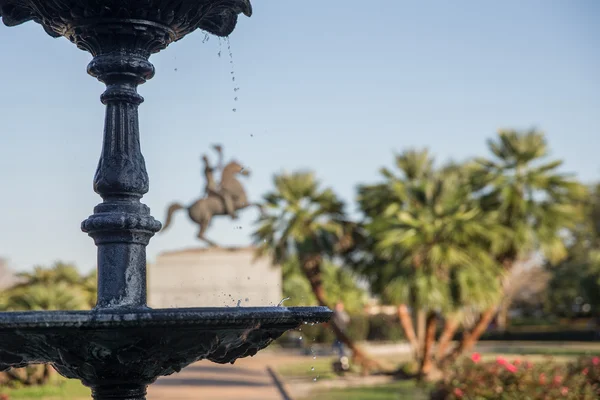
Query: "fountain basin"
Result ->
[[0, 306, 330, 387]]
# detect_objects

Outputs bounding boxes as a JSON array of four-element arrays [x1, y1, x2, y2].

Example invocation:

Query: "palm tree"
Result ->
[[358, 151, 505, 377], [446, 129, 586, 361], [253, 171, 379, 371], [12, 262, 82, 288], [281, 258, 368, 313], [81, 270, 98, 308], [0, 262, 94, 386]]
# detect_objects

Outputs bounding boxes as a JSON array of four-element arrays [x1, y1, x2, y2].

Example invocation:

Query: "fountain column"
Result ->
[[80, 22, 168, 308]]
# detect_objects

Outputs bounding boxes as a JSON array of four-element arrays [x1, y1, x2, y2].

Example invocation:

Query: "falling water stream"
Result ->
[[226, 37, 241, 112]]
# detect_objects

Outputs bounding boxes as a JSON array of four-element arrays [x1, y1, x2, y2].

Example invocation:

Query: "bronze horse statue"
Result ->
[[160, 160, 263, 247]]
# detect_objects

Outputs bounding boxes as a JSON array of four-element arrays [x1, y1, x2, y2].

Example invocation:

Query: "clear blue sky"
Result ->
[[0, 0, 598, 273]]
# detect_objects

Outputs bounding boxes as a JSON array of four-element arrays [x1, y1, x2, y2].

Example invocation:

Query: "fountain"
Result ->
[[0, 1, 331, 399]]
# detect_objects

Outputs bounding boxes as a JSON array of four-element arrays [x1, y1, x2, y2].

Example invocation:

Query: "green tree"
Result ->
[[253, 171, 379, 371], [357, 150, 505, 377], [546, 184, 600, 317], [447, 129, 585, 360], [281, 258, 367, 313], [2, 262, 94, 311]]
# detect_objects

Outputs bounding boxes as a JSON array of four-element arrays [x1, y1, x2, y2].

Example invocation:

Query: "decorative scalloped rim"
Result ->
[[0, 0, 252, 40]]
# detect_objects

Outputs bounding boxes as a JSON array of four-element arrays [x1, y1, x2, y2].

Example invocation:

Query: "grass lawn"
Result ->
[[277, 357, 342, 380], [299, 381, 429, 400], [0, 377, 90, 400], [276, 355, 411, 381]]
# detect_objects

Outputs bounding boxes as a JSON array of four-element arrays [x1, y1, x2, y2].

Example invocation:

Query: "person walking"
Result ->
[[332, 301, 350, 358]]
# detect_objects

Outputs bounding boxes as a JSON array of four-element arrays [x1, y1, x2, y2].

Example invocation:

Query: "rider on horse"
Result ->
[[202, 144, 237, 220]]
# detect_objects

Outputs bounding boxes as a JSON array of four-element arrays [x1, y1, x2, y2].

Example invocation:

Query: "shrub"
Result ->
[[398, 360, 419, 377], [430, 355, 600, 400], [476, 329, 597, 342], [345, 314, 370, 342], [275, 313, 405, 346], [367, 314, 404, 342]]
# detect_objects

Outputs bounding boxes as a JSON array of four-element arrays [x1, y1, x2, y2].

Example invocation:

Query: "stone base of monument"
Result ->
[[148, 247, 282, 308]]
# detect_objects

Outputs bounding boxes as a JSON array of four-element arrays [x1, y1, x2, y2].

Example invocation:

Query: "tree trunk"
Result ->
[[416, 309, 426, 359], [397, 304, 419, 358], [497, 300, 509, 333], [419, 312, 437, 377], [435, 317, 459, 361], [442, 307, 496, 366], [301, 258, 382, 374]]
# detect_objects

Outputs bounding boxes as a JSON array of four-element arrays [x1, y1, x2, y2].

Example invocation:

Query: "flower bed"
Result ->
[[430, 354, 600, 399]]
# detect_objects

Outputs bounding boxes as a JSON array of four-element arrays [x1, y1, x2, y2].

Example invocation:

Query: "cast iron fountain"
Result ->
[[0, 1, 331, 399]]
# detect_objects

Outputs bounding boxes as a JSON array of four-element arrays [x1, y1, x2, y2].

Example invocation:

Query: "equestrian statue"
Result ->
[[160, 145, 263, 247]]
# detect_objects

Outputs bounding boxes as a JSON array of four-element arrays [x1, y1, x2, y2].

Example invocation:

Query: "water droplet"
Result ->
[[234, 97, 238, 101], [311, 367, 315, 371], [202, 33, 210, 43], [232, 108, 237, 112], [250, 134, 254, 137], [313, 378, 317, 382], [277, 297, 291, 307], [299, 336, 303, 340], [174, 68, 178, 72], [232, 77, 236, 82]]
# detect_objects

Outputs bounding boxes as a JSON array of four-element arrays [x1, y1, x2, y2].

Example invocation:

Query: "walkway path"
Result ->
[[147, 352, 302, 400]]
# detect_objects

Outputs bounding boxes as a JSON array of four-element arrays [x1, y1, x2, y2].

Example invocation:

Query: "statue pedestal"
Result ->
[[148, 247, 282, 308]]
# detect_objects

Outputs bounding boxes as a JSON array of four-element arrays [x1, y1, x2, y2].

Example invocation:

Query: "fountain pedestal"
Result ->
[[0, 1, 331, 399]]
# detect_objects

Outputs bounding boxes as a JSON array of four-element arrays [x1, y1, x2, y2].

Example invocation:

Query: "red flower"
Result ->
[[513, 358, 521, 366], [553, 375, 563, 384], [504, 363, 518, 373], [496, 356, 507, 365], [583, 367, 589, 375], [526, 361, 533, 370], [453, 388, 464, 398], [593, 357, 600, 366], [471, 352, 481, 363], [561, 387, 569, 395], [539, 373, 546, 384]]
